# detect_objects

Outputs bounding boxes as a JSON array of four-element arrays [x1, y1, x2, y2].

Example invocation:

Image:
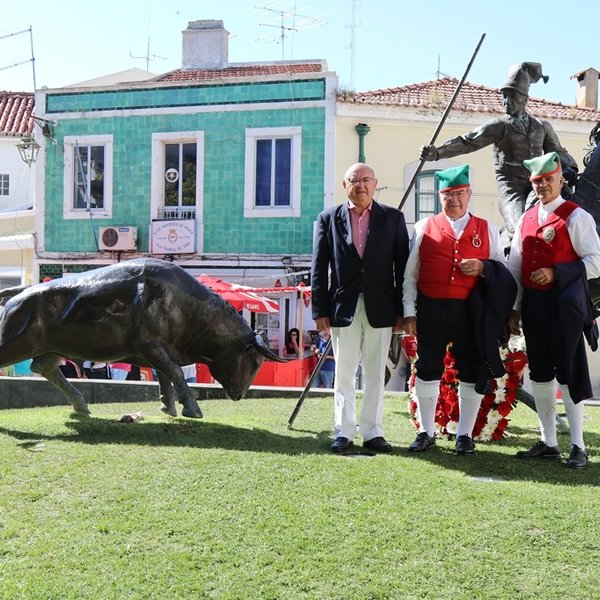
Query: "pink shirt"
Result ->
[[349, 201, 372, 258]]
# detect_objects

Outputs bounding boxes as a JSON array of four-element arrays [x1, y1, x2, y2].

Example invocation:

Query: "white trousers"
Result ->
[[331, 295, 392, 441]]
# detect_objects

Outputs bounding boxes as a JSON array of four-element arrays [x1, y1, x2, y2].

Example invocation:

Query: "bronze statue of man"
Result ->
[[420, 62, 578, 249]]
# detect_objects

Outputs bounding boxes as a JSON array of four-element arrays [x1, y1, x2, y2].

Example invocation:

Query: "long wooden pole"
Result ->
[[398, 33, 486, 211]]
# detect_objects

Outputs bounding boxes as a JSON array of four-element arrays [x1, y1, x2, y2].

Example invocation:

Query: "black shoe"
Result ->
[[566, 444, 588, 469], [408, 432, 435, 452], [363, 436, 393, 453], [515, 440, 561, 460], [331, 437, 353, 453], [455, 435, 475, 455]]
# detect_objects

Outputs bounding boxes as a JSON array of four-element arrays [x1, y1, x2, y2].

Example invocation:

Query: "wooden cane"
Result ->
[[287, 337, 333, 429]]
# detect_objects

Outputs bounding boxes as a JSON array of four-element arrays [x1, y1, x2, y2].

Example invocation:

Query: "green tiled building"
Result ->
[[34, 19, 337, 284]]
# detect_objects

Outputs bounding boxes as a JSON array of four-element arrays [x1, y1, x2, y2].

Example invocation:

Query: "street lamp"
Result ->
[[16, 136, 40, 166]]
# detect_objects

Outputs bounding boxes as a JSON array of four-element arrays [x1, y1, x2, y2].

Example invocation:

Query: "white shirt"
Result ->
[[403, 212, 505, 317], [507, 196, 600, 310]]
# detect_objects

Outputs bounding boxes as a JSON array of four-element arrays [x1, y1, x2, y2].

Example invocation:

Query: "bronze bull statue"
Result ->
[[0, 258, 286, 418]]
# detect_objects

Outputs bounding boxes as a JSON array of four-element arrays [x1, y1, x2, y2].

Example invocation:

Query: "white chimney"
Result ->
[[182, 20, 229, 70], [572, 67, 600, 109]]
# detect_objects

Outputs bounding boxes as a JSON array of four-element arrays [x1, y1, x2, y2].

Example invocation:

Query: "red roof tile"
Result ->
[[0, 91, 35, 136], [339, 77, 600, 122], [155, 62, 323, 82]]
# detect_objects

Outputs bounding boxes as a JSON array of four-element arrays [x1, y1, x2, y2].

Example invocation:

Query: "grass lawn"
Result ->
[[0, 392, 599, 600]]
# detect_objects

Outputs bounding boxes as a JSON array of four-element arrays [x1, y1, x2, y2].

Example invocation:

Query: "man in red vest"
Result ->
[[508, 152, 600, 469], [403, 164, 508, 455]]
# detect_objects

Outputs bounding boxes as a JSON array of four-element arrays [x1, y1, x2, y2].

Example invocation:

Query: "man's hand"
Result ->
[[403, 316, 417, 336], [530, 267, 555, 286], [420, 145, 439, 161], [460, 258, 484, 277], [508, 310, 521, 336], [393, 316, 404, 332]]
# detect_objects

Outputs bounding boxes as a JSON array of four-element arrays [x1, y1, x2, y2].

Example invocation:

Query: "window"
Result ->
[[0, 174, 8, 196], [162, 142, 197, 220], [244, 127, 301, 218], [63, 135, 113, 219], [151, 131, 204, 252], [415, 172, 440, 220], [151, 132, 203, 221], [254, 311, 281, 353]]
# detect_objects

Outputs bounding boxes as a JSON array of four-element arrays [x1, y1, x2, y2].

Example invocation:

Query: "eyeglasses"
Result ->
[[441, 189, 468, 199], [346, 177, 376, 185]]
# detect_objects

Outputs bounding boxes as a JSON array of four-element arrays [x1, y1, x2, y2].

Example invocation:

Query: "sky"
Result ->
[[1, 0, 598, 106]]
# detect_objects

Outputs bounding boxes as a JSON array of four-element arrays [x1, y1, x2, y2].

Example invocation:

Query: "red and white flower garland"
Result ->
[[408, 343, 528, 442]]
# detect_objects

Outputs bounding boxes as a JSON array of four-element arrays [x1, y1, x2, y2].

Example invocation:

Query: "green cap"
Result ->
[[435, 164, 470, 192], [523, 152, 561, 181]]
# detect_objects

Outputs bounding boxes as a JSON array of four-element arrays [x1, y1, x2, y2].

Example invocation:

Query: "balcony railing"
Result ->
[[157, 207, 196, 220]]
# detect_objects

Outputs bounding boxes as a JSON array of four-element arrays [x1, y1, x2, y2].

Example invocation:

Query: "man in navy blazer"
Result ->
[[311, 163, 409, 453]]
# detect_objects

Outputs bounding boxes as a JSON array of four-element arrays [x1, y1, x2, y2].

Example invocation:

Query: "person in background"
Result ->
[[508, 152, 600, 469], [284, 328, 302, 357], [313, 330, 335, 388], [58, 358, 83, 379], [311, 162, 409, 454], [403, 164, 515, 455], [83, 361, 111, 379]]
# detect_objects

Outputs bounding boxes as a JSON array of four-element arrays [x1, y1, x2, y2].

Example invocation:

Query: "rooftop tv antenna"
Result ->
[[256, 2, 327, 60], [130, 38, 167, 72], [0, 26, 36, 89], [129, 3, 166, 71], [345, 0, 360, 90]]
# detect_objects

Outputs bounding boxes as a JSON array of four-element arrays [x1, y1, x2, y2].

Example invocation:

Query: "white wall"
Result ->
[[0, 137, 35, 212]]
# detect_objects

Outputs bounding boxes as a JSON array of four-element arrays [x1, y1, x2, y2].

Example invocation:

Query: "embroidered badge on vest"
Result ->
[[542, 226, 555, 243]]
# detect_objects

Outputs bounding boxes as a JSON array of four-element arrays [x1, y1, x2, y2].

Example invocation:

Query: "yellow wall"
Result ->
[[335, 107, 593, 232]]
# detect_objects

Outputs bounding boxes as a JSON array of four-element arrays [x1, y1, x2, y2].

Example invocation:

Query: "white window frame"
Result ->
[[244, 126, 302, 218], [151, 131, 204, 251], [63, 134, 113, 220], [415, 171, 440, 220], [0, 174, 9, 196]]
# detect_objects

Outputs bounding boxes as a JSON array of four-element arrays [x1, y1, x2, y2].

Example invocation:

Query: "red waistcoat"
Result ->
[[418, 213, 490, 299], [521, 201, 579, 290]]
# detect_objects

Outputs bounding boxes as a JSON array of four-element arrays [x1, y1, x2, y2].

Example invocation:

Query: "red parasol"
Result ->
[[197, 275, 280, 314]]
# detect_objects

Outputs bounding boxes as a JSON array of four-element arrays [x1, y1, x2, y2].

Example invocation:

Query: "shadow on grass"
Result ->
[[0, 414, 335, 457], [390, 410, 600, 487], [2, 408, 598, 484]]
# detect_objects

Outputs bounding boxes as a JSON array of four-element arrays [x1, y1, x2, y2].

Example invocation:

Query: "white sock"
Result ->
[[531, 380, 558, 447], [457, 382, 483, 438], [559, 384, 585, 451], [414, 378, 440, 437]]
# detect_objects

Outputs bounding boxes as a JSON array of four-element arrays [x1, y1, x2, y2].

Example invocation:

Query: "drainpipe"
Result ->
[[354, 122, 371, 163]]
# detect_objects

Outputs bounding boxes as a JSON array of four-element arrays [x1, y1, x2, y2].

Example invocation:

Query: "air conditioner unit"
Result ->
[[99, 226, 137, 251]]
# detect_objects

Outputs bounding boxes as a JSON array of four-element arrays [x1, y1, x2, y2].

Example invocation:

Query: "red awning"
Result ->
[[197, 275, 280, 314]]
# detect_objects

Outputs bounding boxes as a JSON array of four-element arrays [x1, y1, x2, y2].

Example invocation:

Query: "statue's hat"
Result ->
[[523, 152, 561, 181], [501, 62, 549, 97], [435, 164, 470, 192]]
